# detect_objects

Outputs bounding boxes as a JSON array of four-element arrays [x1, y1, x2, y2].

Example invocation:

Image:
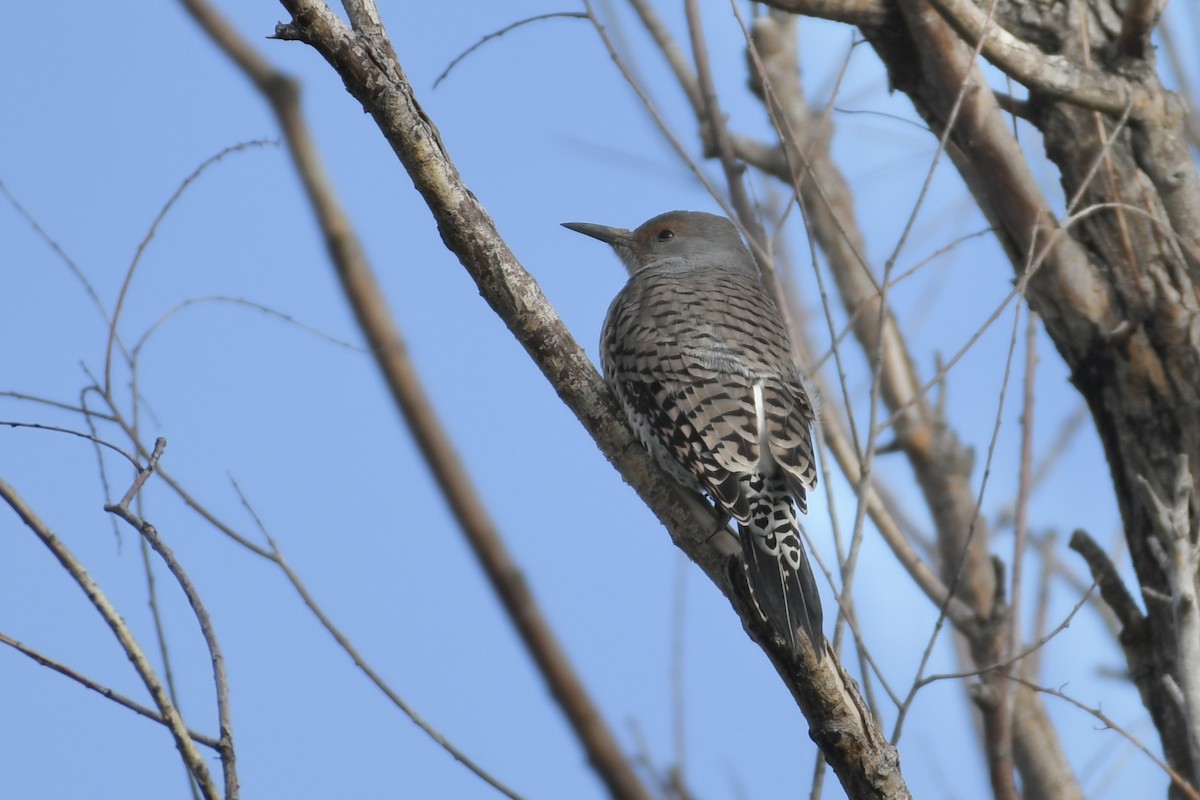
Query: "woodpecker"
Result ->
[[564, 210, 823, 655]]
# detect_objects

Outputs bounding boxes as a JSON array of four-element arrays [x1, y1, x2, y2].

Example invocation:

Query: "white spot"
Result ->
[[753, 383, 775, 471]]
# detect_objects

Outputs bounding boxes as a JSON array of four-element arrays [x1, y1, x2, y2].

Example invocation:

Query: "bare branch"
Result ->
[[229, 481, 527, 800], [272, 2, 909, 795], [767, 0, 889, 27], [1017, 677, 1200, 800], [1069, 529, 1144, 635], [1116, 0, 1163, 61], [184, 1, 656, 797], [103, 141, 273, 398], [0, 478, 222, 800], [103, 440, 238, 798], [1139, 456, 1200, 782], [434, 13, 587, 89], [0, 421, 138, 466], [1157, 23, 1200, 151], [0, 632, 221, 751], [683, 0, 764, 251], [920, 0, 1140, 113]]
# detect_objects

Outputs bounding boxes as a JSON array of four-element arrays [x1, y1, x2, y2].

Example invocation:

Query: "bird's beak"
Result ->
[[561, 221, 635, 247]]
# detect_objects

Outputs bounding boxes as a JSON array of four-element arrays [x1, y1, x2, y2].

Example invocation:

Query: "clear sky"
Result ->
[[1, 2, 1176, 799]]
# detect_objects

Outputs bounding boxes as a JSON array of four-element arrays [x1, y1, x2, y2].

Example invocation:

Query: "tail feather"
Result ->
[[740, 478, 823, 655]]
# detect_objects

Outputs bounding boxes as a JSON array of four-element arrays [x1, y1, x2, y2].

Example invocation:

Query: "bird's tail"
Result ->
[[739, 477, 823, 657]]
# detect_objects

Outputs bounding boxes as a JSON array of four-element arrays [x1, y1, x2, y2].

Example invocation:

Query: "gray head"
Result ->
[[562, 210, 755, 274]]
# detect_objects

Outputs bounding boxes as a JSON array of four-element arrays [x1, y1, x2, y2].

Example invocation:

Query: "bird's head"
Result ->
[[563, 210, 753, 275]]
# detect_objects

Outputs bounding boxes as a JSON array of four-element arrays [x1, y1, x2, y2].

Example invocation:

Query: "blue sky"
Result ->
[[1, 2, 1177, 798]]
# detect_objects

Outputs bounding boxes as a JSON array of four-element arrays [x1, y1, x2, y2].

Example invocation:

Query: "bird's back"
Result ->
[[577, 210, 824, 653], [602, 264, 817, 507]]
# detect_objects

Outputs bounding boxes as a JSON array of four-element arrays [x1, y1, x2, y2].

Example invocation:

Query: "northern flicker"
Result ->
[[563, 210, 823, 655]]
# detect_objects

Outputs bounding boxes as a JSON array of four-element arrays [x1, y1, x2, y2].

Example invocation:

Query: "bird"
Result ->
[[562, 210, 823, 656]]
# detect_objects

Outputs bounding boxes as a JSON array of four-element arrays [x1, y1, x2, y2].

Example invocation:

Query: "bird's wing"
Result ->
[[762, 378, 818, 510], [676, 326, 817, 514], [669, 374, 761, 519], [678, 298, 818, 509], [602, 272, 814, 518], [611, 375, 757, 521]]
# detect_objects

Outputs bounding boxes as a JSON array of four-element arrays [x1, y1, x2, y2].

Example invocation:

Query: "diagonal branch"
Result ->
[[271, 2, 910, 796], [179, 2, 654, 798], [0, 631, 221, 750], [102, 438, 237, 796], [921, 0, 1139, 113], [744, 6, 1090, 798], [0, 478, 222, 800]]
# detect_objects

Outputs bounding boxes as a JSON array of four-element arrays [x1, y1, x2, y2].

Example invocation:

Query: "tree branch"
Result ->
[[271, 2, 909, 795], [103, 438, 238, 798], [0, 632, 221, 751], [0, 478, 222, 800], [180, 1, 655, 798]]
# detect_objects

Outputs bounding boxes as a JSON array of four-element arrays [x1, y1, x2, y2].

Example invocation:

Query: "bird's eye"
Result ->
[[657, 229, 676, 241]]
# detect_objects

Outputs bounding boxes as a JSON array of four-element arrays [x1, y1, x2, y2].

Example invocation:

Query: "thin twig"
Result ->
[[1008, 307, 1038, 692], [102, 140, 274, 397], [1015, 677, 1200, 800], [0, 421, 138, 466], [582, 0, 740, 228], [670, 553, 689, 789], [229, 480, 527, 800], [683, 0, 765, 254], [0, 179, 111, 327], [0, 632, 221, 751], [103, 439, 238, 798], [132, 296, 366, 358], [433, 13, 587, 88], [0, 478, 221, 800]]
